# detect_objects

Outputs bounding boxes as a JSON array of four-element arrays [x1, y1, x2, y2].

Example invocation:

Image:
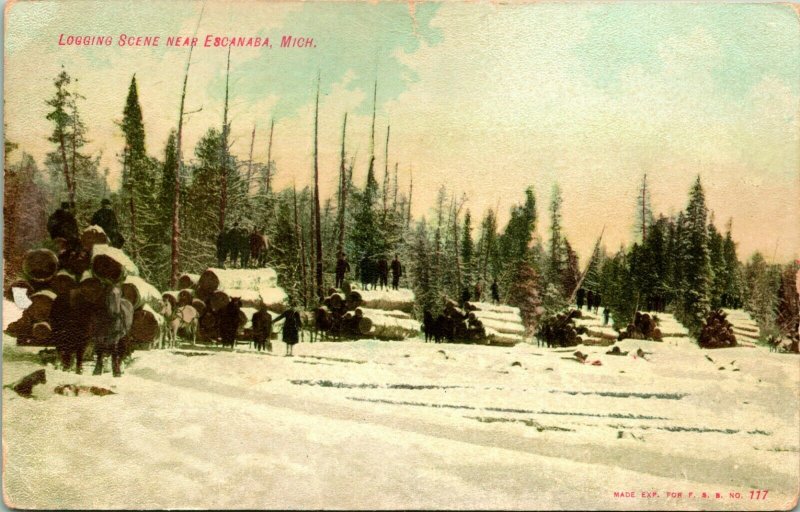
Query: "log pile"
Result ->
[[458, 301, 526, 346], [4, 226, 164, 350], [188, 268, 287, 342], [315, 287, 420, 340]]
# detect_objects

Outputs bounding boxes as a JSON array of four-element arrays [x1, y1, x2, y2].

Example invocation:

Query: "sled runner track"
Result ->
[[125, 366, 793, 493]]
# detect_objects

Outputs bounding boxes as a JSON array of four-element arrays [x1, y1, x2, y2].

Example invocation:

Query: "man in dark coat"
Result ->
[[577, 288, 585, 310], [390, 255, 402, 290], [219, 297, 242, 349], [376, 256, 389, 290], [91, 199, 124, 248], [359, 255, 372, 290], [216, 229, 228, 268], [250, 228, 267, 268], [594, 293, 602, 314], [491, 279, 500, 304], [236, 223, 250, 268], [92, 283, 131, 377], [227, 223, 241, 267], [586, 290, 595, 312], [251, 304, 273, 352], [335, 252, 351, 289], [603, 307, 611, 326], [47, 202, 80, 246], [275, 307, 302, 356]]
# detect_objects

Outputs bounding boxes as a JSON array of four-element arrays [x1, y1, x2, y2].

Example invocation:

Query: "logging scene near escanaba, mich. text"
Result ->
[[2, 1, 799, 510]]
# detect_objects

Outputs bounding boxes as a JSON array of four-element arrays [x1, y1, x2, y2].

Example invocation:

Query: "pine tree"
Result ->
[[561, 238, 580, 297], [506, 260, 543, 334], [45, 68, 75, 204], [721, 219, 743, 308], [546, 183, 564, 290], [634, 173, 654, 242], [680, 176, 712, 334], [461, 210, 474, 284], [775, 263, 799, 349]]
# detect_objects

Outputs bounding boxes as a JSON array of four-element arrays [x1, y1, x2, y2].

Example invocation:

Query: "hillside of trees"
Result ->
[[4, 67, 798, 346]]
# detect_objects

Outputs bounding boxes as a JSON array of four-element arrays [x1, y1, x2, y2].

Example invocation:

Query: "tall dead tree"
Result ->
[[336, 112, 348, 256], [246, 123, 256, 196], [170, 1, 205, 287], [382, 125, 390, 219], [393, 162, 399, 212], [406, 167, 413, 228], [265, 117, 274, 194], [312, 73, 323, 301], [292, 183, 308, 307], [219, 46, 231, 232]]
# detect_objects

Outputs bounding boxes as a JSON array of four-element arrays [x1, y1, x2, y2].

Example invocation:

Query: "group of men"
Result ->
[[335, 253, 403, 291], [215, 222, 269, 269], [47, 199, 124, 249]]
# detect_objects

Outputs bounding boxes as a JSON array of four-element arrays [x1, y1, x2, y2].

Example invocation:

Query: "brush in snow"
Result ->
[[5, 369, 46, 398]]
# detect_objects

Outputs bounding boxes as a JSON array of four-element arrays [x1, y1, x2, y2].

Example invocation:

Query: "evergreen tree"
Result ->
[[775, 262, 799, 347], [561, 238, 580, 297], [546, 183, 564, 286], [634, 173, 654, 242], [721, 220, 743, 308], [679, 176, 712, 334], [506, 260, 543, 334], [460, 209, 474, 284]]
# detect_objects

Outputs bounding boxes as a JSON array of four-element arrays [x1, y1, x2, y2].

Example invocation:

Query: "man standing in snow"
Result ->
[[359, 255, 372, 290], [577, 288, 585, 310], [491, 279, 500, 305], [216, 229, 228, 267], [377, 255, 389, 290], [390, 254, 402, 290], [335, 252, 351, 289], [251, 304, 273, 352], [586, 290, 594, 312], [274, 307, 302, 356]]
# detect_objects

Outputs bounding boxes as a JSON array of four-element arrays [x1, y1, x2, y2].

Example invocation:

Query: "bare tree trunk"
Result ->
[[219, 46, 231, 232], [57, 132, 73, 204], [125, 148, 137, 259], [336, 112, 348, 256], [312, 74, 323, 302], [266, 118, 274, 194], [170, 2, 204, 288], [393, 162, 398, 212], [246, 123, 256, 196], [293, 184, 308, 307], [406, 168, 413, 228], [382, 125, 390, 219]]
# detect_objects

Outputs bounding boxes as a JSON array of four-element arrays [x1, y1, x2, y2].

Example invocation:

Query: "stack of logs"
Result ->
[[437, 300, 526, 346], [4, 226, 165, 348], [165, 268, 287, 342], [314, 287, 421, 340]]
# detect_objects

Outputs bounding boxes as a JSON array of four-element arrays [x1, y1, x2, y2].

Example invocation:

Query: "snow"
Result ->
[[469, 301, 521, 316], [3, 319, 798, 509], [205, 267, 278, 290]]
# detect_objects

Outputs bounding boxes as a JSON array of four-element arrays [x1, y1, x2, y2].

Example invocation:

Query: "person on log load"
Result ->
[[92, 283, 132, 377], [491, 279, 500, 305], [377, 255, 389, 290], [228, 222, 242, 267], [390, 254, 402, 290], [586, 290, 595, 312], [216, 228, 228, 268], [251, 303, 273, 352], [47, 201, 80, 246], [359, 255, 372, 290], [91, 199, 124, 248], [577, 288, 585, 310], [274, 307, 302, 356], [236, 223, 250, 268], [335, 252, 351, 289]]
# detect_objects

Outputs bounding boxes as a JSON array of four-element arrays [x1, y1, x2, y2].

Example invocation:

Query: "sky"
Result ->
[[4, 1, 799, 262]]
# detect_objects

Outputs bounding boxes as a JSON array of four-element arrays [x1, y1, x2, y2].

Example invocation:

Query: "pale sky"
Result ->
[[4, 1, 799, 262]]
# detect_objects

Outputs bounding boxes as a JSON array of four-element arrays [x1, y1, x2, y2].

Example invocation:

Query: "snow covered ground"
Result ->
[[2, 300, 799, 510]]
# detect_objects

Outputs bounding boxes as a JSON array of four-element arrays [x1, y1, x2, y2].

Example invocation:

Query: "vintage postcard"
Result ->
[[2, 0, 799, 509]]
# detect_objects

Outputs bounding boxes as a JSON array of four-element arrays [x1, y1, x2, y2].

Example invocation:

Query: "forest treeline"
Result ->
[[4, 67, 798, 344]]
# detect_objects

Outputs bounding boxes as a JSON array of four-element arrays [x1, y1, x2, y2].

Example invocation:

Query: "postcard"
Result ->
[[3, 1, 799, 509]]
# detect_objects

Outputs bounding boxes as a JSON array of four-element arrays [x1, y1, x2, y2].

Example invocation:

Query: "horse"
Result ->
[[160, 299, 199, 348]]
